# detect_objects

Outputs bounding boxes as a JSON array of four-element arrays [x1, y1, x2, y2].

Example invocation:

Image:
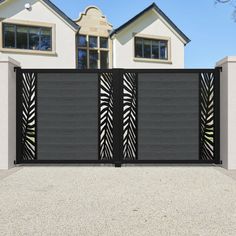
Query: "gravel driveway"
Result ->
[[0, 166, 236, 236]]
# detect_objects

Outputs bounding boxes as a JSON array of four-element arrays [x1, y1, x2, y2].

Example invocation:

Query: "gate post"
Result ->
[[0, 56, 20, 169], [216, 56, 236, 169], [112, 69, 123, 167]]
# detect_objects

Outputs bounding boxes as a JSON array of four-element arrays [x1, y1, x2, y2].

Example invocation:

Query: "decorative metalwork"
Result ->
[[21, 72, 37, 160], [123, 73, 138, 160], [99, 73, 114, 160], [200, 72, 215, 160], [16, 68, 219, 165]]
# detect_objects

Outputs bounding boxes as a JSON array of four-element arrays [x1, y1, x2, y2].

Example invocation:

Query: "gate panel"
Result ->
[[138, 73, 199, 161], [16, 68, 220, 165], [123, 72, 138, 160], [37, 73, 98, 161], [99, 73, 114, 160], [20, 72, 37, 161], [200, 72, 218, 161]]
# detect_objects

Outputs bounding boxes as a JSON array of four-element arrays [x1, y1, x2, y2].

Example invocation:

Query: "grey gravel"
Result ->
[[0, 166, 236, 236]]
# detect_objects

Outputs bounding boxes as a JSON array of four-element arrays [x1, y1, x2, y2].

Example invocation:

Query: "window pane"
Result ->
[[16, 26, 28, 49], [101, 51, 109, 69], [78, 35, 87, 47], [3, 24, 15, 48], [89, 50, 98, 69], [29, 27, 40, 50], [78, 49, 87, 69], [100, 37, 108, 48], [40, 28, 52, 51], [135, 38, 143, 58], [152, 40, 159, 59], [89, 36, 97, 48], [160, 41, 168, 60], [143, 39, 151, 58]]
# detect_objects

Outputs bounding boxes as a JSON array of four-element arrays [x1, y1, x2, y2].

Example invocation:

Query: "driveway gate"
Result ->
[[15, 68, 221, 167]]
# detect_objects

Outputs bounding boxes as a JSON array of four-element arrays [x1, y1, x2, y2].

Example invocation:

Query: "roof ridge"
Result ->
[[42, 0, 79, 31], [0, 0, 79, 31], [110, 2, 190, 44]]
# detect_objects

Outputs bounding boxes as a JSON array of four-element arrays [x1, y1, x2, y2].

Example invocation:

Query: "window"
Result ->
[[3, 23, 52, 51], [29, 27, 40, 50], [89, 50, 98, 69], [134, 37, 168, 60], [101, 51, 109, 69], [78, 35, 87, 47], [77, 35, 109, 69], [16, 26, 28, 49], [89, 36, 97, 48], [4, 24, 15, 48], [100, 37, 108, 49], [78, 49, 87, 69]]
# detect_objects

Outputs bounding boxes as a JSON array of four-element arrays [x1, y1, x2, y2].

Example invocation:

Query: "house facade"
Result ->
[[0, 0, 190, 69]]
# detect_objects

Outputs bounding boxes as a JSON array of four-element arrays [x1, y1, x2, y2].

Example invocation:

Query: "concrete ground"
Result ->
[[0, 166, 236, 236]]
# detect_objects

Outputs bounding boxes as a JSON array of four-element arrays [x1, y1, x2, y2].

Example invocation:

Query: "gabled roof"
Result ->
[[110, 2, 190, 45], [0, 0, 80, 31], [42, 0, 79, 31]]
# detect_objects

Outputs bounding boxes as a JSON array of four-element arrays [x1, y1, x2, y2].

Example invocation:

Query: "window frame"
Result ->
[[0, 20, 56, 55], [77, 34, 110, 69], [133, 34, 172, 64]]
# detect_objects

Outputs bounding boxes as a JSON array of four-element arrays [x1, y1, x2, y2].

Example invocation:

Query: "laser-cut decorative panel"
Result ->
[[21, 72, 37, 160], [200, 72, 215, 160], [99, 73, 114, 160], [123, 72, 138, 160]]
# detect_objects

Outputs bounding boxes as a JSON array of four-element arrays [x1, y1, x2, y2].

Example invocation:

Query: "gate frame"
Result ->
[[15, 67, 221, 167]]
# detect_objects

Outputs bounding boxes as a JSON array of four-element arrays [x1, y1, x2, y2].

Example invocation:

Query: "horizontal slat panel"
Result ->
[[139, 98, 198, 105], [38, 127, 97, 134], [38, 151, 98, 160], [138, 89, 198, 97], [138, 152, 198, 160], [140, 113, 198, 120], [38, 106, 97, 113], [137, 107, 198, 113], [138, 73, 199, 161], [138, 135, 198, 143], [38, 121, 97, 128], [37, 73, 98, 161], [139, 81, 198, 89]]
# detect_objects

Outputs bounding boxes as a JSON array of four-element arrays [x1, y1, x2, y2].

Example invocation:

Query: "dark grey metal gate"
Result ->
[[15, 68, 221, 167]]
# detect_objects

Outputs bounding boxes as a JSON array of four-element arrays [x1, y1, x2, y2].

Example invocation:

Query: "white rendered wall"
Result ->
[[113, 10, 185, 68], [216, 56, 236, 170], [0, 0, 76, 68], [0, 56, 20, 169]]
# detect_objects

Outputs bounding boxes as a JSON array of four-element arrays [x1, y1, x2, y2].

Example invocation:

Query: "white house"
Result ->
[[0, 0, 190, 68]]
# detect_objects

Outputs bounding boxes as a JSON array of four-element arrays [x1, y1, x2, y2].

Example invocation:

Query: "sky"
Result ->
[[51, 0, 236, 68]]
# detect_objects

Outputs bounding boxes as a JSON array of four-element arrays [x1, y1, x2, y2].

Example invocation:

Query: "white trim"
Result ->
[[216, 56, 236, 66], [0, 55, 20, 66], [133, 57, 172, 64]]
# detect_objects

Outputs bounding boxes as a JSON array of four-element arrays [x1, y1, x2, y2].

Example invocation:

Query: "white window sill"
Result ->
[[0, 48, 57, 56], [133, 57, 172, 64]]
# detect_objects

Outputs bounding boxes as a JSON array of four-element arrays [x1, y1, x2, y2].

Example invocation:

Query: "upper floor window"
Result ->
[[77, 34, 109, 69], [3, 23, 52, 51], [135, 37, 168, 60]]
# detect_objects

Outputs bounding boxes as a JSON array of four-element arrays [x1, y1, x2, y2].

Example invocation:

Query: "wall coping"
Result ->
[[0, 55, 20, 67], [216, 56, 236, 67]]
